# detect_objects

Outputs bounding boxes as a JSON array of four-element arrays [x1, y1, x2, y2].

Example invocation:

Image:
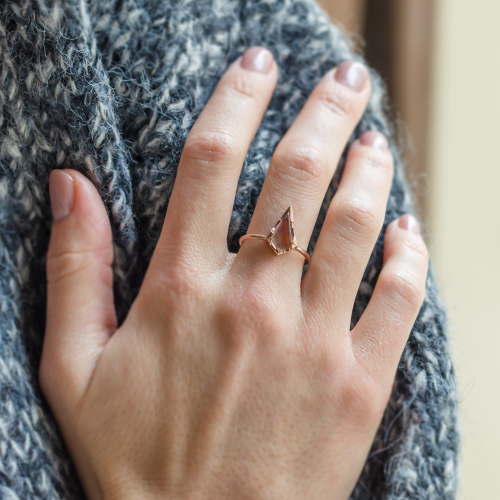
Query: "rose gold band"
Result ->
[[239, 234, 268, 244], [238, 207, 311, 265], [239, 234, 311, 264]]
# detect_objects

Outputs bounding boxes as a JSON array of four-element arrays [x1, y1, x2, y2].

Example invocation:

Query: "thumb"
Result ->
[[40, 169, 117, 410]]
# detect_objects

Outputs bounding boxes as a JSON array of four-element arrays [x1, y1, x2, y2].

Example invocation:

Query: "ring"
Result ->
[[239, 207, 310, 264]]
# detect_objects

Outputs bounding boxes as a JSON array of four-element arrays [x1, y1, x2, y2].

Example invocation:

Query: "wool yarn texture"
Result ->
[[0, 0, 459, 498]]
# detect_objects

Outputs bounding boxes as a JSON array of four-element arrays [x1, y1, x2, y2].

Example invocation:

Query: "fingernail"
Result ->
[[398, 214, 420, 235], [50, 170, 74, 221], [335, 61, 369, 92], [360, 131, 388, 150], [241, 47, 273, 74]]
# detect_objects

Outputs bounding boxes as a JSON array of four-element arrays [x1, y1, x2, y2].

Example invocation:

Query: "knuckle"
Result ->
[[404, 236, 429, 262], [145, 266, 204, 314], [222, 282, 284, 340], [274, 143, 328, 185], [318, 86, 353, 117], [380, 270, 425, 309], [310, 344, 374, 420], [333, 363, 384, 423], [218, 296, 261, 349], [360, 149, 394, 173], [315, 343, 344, 381], [46, 248, 111, 285], [341, 381, 382, 423], [182, 131, 240, 168], [316, 353, 381, 424], [225, 71, 260, 101], [237, 287, 276, 326], [331, 196, 381, 241], [215, 294, 275, 358]]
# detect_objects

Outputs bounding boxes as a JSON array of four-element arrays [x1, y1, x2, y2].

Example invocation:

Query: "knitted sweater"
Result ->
[[0, 0, 459, 498]]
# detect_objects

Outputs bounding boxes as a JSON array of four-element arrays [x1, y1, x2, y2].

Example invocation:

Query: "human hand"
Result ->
[[40, 47, 428, 500]]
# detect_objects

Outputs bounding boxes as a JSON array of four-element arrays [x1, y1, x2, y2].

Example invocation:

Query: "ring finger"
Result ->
[[235, 61, 371, 284]]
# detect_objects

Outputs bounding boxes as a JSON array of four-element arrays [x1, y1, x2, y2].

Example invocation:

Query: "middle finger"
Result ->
[[154, 47, 278, 271], [236, 61, 371, 283]]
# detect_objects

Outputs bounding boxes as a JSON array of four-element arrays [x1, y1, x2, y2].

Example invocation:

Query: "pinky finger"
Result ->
[[351, 215, 429, 383]]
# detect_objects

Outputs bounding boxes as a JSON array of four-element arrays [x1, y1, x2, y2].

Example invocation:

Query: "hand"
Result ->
[[40, 47, 428, 500]]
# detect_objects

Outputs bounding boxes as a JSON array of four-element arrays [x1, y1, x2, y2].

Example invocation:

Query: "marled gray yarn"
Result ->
[[0, 0, 459, 498]]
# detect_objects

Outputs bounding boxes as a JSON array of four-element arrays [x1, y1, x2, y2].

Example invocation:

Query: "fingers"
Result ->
[[236, 61, 371, 282], [154, 47, 278, 271], [302, 131, 393, 327], [351, 215, 428, 382], [40, 170, 116, 410]]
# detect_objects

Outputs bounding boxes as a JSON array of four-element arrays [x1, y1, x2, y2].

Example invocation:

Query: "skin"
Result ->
[[40, 48, 429, 500]]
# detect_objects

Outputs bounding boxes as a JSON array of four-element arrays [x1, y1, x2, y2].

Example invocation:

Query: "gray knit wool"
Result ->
[[0, 0, 459, 498]]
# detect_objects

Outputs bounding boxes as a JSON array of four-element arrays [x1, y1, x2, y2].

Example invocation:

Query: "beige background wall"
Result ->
[[428, 0, 500, 497]]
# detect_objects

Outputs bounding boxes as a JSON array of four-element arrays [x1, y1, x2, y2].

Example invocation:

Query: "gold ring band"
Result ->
[[239, 207, 311, 264]]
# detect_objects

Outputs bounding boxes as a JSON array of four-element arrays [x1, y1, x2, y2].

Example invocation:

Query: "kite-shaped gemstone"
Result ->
[[268, 207, 295, 253]]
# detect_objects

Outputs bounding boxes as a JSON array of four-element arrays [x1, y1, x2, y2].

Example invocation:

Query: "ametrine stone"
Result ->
[[271, 211, 293, 251]]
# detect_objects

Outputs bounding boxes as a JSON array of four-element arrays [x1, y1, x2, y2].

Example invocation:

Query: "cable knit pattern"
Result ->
[[0, 0, 459, 498]]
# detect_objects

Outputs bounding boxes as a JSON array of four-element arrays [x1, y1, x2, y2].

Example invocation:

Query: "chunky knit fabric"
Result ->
[[0, 0, 459, 498]]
